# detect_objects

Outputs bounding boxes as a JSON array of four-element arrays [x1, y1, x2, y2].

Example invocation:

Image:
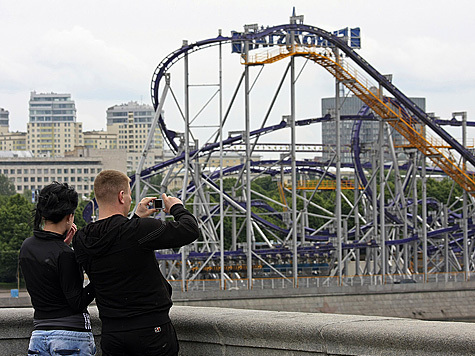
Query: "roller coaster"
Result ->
[[88, 12, 475, 290]]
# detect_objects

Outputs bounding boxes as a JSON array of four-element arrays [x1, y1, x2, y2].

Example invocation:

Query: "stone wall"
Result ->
[[173, 280, 475, 321], [1, 306, 474, 355]]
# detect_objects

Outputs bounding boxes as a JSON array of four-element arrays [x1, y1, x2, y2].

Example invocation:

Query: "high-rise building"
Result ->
[[105, 101, 163, 173], [106, 101, 162, 152], [0, 107, 27, 150], [27, 92, 83, 157], [321, 95, 426, 164], [0, 108, 9, 133]]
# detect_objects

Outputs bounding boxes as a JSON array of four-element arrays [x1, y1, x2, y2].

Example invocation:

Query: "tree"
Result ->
[[0, 174, 16, 196], [0, 194, 33, 283]]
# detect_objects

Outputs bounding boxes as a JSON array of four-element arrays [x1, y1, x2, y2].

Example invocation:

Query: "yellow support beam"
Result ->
[[244, 46, 475, 195], [285, 180, 361, 191]]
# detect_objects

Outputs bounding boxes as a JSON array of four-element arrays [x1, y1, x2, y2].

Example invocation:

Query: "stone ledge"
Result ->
[[2, 306, 474, 355]]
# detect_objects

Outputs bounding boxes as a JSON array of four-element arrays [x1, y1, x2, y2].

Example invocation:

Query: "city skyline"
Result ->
[[1, 1, 474, 137]]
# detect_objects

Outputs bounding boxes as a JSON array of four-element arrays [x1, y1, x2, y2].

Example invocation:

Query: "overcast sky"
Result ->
[[1, 0, 474, 145]]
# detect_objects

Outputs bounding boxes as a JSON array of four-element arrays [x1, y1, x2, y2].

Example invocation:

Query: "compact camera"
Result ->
[[154, 198, 163, 210]]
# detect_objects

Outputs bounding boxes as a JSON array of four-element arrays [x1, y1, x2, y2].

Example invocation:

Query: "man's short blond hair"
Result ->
[[94, 170, 131, 205]]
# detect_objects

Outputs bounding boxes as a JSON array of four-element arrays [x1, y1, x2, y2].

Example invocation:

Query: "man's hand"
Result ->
[[135, 197, 157, 218], [135, 194, 183, 217], [162, 193, 182, 214]]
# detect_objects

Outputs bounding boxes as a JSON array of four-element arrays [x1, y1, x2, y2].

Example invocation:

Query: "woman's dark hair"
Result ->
[[34, 182, 78, 230]]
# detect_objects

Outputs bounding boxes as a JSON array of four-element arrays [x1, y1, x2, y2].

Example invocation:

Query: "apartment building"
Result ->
[[83, 130, 117, 150], [0, 108, 8, 129], [0, 108, 27, 151], [27, 92, 83, 157], [106, 102, 163, 153]]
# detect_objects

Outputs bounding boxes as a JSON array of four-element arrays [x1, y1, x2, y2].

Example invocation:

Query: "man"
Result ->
[[73, 170, 199, 356]]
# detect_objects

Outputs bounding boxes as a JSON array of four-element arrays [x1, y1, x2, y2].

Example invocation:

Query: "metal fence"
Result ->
[[169, 271, 473, 292]]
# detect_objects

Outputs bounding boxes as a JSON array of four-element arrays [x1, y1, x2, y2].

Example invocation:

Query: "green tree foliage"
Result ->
[[0, 194, 33, 251], [0, 174, 16, 196], [0, 194, 33, 283]]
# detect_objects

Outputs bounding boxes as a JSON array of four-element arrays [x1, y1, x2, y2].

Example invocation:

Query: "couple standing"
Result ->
[[20, 169, 199, 355]]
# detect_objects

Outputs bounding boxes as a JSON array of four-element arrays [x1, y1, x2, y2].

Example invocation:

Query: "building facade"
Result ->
[[83, 130, 117, 150], [27, 92, 83, 157], [0, 108, 8, 130], [0, 152, 102, 195], [106, 102, 163, 152]]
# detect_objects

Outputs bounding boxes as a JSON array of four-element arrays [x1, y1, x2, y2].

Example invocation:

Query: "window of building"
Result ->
[[10, 169, 14, 174], [38, 177, 42, 182], [24, 177, 28, 182], [17, 186, 21, 191], [64, 168, 68, 174], [23, 169, 28, 174], [71, 177, 75, 182], [77, 168, 82, 174], [70, 169, 75, 174], [44, 168, 49, 174], [84, 185, 88, 191], [30, 177, 35, 182], [2, 169, 7, 175], [30, 169, 35, 174], [57, 169, 62, 174], [17, 169, 21, 174]]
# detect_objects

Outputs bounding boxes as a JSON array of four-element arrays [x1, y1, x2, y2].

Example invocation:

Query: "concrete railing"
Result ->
[[1, 306, 475, 355]]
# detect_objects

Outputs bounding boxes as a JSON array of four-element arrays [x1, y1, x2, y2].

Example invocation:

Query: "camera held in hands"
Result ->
[[154, 198, 163, 210]]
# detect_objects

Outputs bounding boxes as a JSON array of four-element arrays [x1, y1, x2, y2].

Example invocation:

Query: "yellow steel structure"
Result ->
[[243, 46, 475, 195], [277, 181, 288, 211], [285, 179, 361, 191]]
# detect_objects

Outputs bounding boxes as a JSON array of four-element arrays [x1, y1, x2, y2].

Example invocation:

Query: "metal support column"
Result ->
[[181, 40, 190, 292], [244, 29, 253, 289], [334, 48, 342, 284], [218, 31, 225, 290], [290, 30, 298, 288], [135, 74, 170, 206], [422, 150, 427, 282], [462, 112, 469, 280], [379, 116, 386, 281]]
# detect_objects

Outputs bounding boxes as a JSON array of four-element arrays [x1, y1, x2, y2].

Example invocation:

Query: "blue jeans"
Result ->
[[27, 330, 96, 356]]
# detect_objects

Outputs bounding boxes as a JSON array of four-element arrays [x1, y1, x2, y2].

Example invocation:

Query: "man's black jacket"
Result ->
[[73, 204, 199, 332]]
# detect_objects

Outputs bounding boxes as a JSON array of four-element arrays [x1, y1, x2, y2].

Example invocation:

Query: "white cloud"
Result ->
[[1, 0, 475, 135]]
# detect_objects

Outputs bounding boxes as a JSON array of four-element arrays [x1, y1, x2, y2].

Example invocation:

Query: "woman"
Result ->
[[19, 182, 96, 355]]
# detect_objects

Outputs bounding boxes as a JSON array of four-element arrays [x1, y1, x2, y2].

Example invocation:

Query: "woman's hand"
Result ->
[[64, 223, 77, 245]]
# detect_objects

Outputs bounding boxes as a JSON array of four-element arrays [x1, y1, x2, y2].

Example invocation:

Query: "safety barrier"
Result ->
[[2, 306, 474, 355], [170, 271, 471, 292]]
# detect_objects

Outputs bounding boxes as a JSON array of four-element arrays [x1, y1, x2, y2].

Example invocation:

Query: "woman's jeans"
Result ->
[[27, 330, 96, 356]]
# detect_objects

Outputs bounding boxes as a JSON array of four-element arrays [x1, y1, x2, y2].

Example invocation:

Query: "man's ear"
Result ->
[[118, 190, 125, 204]]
